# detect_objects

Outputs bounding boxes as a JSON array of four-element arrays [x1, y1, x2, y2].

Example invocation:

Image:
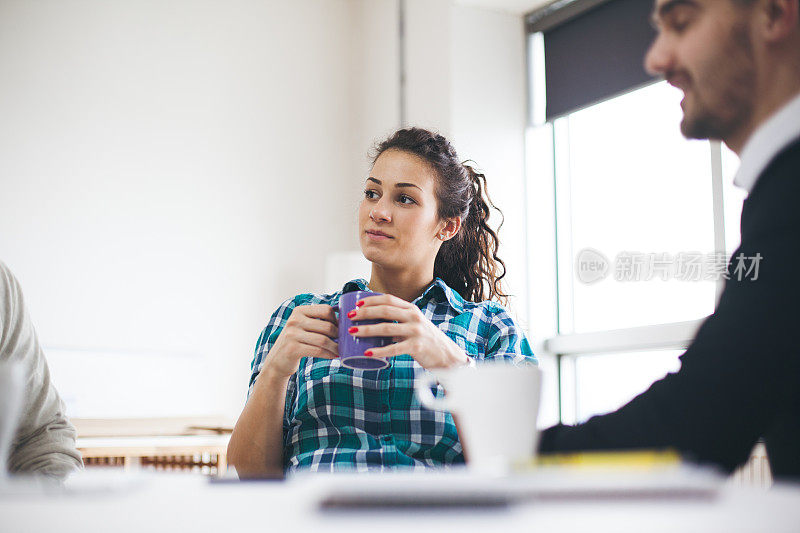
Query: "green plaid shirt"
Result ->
[[247, 278, 536, 473]]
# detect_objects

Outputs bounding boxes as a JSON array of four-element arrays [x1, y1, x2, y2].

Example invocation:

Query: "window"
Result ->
[[567, 349, 683, 423], [557, 82, 717, 334], [525, 0, 744, 426]]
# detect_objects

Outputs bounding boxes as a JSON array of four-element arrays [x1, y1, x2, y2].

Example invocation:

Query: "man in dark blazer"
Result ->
[[539, 0, 800, 481]]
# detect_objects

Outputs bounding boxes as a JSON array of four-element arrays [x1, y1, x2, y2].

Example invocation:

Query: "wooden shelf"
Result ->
[[74, 417, 233, 476]]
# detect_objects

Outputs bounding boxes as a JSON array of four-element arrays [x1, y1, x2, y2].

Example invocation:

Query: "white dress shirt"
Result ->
[[734, 91, 800, 193]]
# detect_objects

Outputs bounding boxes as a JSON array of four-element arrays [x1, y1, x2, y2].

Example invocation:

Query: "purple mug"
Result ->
[[334, 291, 392, 370]]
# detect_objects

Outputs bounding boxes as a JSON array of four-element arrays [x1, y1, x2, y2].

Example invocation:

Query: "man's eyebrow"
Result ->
[[366, 177, 422, 191], [651, 0, 696, 26]]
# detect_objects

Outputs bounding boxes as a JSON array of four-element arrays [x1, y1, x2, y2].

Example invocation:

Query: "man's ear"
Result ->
[[759, 0, 799, 43], [438, 217, 462, 242]]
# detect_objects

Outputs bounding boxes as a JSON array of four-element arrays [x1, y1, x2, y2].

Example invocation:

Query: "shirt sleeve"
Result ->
[[483, 304, 537, 365], [246, 296, 300, 398], [0, 262, 83, 481], [245, 296, 305, 454]]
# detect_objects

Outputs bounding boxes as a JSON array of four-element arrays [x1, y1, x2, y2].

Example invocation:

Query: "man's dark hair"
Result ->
[[731, 0, 800, 11]]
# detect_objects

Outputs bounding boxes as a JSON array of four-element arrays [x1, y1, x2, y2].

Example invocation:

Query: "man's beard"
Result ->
[[679, 21, 757, 142]]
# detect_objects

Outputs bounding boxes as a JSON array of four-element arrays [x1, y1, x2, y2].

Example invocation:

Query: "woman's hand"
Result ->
[[347, 294, 469, 370], [262, 305, 339, 380]]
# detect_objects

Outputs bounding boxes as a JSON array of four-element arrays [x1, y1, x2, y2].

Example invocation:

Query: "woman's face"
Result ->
[[359, 149, 450, 274]]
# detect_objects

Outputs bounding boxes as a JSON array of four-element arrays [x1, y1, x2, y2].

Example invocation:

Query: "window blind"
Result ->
[[527, 0, 658, 121]]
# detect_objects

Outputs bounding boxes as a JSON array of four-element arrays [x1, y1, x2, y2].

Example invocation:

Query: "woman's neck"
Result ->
[[368, 264, 435, 303]]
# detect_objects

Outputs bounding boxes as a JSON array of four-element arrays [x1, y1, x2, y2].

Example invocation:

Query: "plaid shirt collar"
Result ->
[[340, 277, 465, 314]]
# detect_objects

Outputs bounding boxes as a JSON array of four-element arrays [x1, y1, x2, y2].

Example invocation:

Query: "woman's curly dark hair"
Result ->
[[371, 127, 508, 305]]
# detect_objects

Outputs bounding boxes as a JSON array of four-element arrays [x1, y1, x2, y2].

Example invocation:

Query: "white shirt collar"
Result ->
[[734, 91, 800, 193]]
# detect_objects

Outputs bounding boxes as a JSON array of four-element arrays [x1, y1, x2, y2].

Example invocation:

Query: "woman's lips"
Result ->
[[366, 231, 392, 241]]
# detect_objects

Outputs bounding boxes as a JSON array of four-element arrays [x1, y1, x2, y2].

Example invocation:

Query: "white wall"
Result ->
[[348, 0, 402, 192], [450, 4, 528, 327], [0, 0, 529, 421], [404, 1, 529, 325], [405, 0, 453, 133], [0, 0, 360, 419]]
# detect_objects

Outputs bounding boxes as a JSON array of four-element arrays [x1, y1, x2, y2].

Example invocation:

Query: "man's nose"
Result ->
[[644, 33, 671, 77]]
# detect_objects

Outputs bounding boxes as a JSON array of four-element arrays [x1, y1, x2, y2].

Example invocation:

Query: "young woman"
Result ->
[[227, 128, 536, 476]]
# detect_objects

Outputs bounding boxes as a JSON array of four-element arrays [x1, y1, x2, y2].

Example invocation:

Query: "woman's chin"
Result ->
[[363, 251, 386, 264], [360, 247, 380, 263], [361, 249, 398, 270]]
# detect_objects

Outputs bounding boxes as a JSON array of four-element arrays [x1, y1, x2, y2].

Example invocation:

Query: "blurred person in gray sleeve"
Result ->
[[0, 261, 82, 480]]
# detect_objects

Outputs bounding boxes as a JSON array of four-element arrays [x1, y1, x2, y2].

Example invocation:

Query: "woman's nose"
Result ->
[[370, 204, 391, 223]]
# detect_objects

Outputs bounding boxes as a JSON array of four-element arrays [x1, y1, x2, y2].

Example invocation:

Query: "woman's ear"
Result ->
[[437, 217, 462, 242]]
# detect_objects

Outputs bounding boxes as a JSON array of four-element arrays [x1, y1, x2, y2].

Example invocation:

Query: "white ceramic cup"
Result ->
[[415, 362, 542, 473], [0, 361, 25, 480]]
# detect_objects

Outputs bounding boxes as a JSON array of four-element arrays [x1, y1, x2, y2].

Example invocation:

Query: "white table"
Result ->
[[1, 470, 799, 533]]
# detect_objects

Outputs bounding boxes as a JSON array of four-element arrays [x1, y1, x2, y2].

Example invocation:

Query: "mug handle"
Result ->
[[415, 372, 454, 412]]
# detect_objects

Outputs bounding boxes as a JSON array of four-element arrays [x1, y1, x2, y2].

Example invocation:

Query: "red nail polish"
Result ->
[[347, 311, 357, 319], [349, 327, 358, 334], [364, 350, 373, 357], [356, 300, 365, 307]]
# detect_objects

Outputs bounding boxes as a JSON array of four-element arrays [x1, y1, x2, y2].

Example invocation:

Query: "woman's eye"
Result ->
[[398, 194, 416, 205], [364, 189, 379, 199]]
